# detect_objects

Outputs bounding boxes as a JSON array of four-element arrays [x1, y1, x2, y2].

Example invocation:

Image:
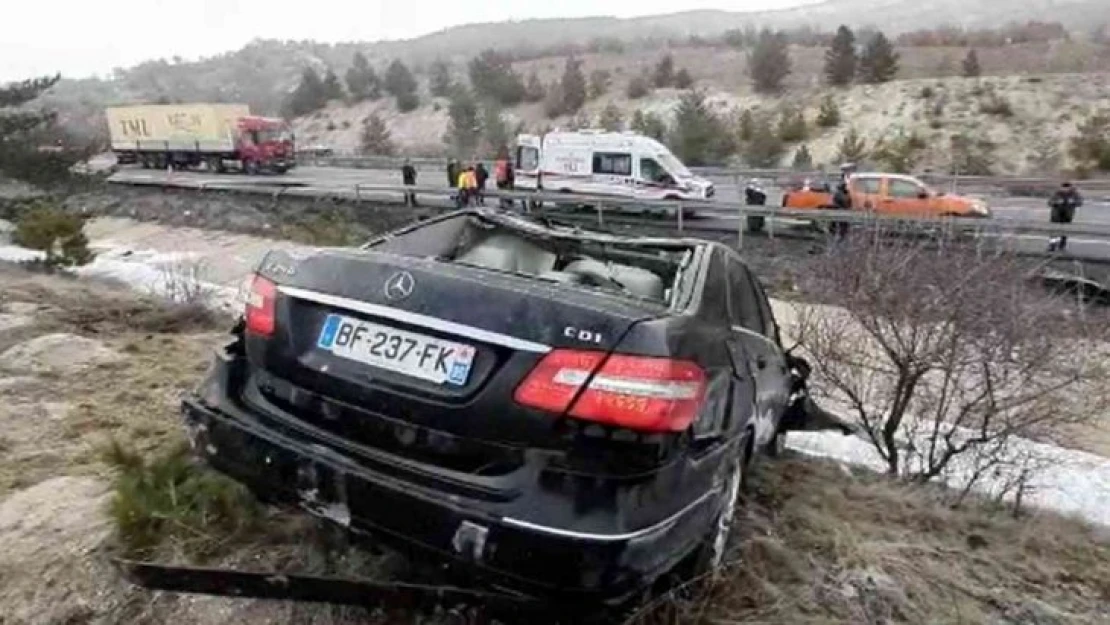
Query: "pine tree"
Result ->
[[737, 108, 755, 141], [824, 25, 857, 86], [626, 75, 651, 99], [792, 144, 814, 170], [429, 60, 454, 98], [345, 53, 380, 101], [598, 103, 624, 131], [745, 116, 786, 167], [322, 69, 344, 101], [443, 88, 480, 157], [285, 67, 328, 117], [836, 127, 868, 164], [673, 68, 694, 89], [653, 54, 676, 88], [524, 72, 545, 103], [778, 107, 808, 143], [817, 95, 841, 127], [858, 32, 900, 84], [588, 70, 611, 99], [481, 101, 510, 157], [360, 113, 395, 155], [559, 57, 587, 115], [384, 60, 420, 112], [0, 74, 80, 185], [468, 50, 525, 106], [668, 89, 735, 166], [630, 110, 667, 141], [962, 49, 982, 78], [748, 29, 792, 94]]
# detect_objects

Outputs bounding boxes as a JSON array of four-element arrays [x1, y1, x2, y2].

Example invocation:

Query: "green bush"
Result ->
[[816, 95, 841, 128], [102, 439, 260, 557], [13, 204, 95, 269]]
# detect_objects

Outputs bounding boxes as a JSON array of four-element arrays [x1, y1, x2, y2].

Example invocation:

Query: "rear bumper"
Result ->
[[181, 347, 718, 603]]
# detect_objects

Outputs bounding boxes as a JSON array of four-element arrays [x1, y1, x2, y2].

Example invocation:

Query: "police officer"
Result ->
[[1048, 181, 1083, 252]]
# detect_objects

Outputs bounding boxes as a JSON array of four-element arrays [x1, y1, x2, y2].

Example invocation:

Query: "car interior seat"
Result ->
[[562, 258, 665, 300], [455, 233, 557, 275]]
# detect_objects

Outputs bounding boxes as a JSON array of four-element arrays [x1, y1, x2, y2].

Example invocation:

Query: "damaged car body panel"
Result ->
[[180, 209, 797, 606]]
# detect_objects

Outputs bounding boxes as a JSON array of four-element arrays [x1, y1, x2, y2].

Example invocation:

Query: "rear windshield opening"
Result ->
[[365, 214, 693, 305]]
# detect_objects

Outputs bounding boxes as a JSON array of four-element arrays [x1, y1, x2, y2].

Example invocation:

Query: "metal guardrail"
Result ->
[[294, 153, 1110, 194], [106, 175, 1110, 249]]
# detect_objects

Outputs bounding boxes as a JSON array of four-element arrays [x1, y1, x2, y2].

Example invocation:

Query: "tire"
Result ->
[[207, 156, 223, 173], [747, 215, 765, 233], [687, 435, 749, 580], [244, 160, 260, 175]]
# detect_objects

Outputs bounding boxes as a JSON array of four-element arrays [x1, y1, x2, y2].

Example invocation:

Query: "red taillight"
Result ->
[[513, 349, 607, 414], [514, 349, 707, 433], [245, 274, 276, 337]]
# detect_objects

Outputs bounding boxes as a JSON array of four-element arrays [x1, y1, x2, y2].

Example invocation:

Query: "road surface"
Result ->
[[107, 165, 1110, 261]]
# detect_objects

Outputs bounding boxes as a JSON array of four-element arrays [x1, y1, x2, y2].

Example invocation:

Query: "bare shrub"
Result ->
[[790, 229, 1109, 503], [156, 255, 213, 307]]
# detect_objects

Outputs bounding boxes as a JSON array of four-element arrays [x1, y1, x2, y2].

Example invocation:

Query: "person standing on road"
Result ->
[[474, 161, 489, 206], [457, 164, 478, 208], [1048, 181, 1083, 252], [401, 159, 418, 207], [447, 158, 459, 203]]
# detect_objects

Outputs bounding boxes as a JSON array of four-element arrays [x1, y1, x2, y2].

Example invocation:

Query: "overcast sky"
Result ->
[[2, 0, 817, 82]]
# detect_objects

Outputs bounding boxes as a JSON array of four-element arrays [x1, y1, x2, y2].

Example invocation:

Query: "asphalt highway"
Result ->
[[108, 165, 1110, 261]]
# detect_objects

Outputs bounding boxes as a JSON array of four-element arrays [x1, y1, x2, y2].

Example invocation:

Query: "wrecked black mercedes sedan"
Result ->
[[181, 209, 795, 607]]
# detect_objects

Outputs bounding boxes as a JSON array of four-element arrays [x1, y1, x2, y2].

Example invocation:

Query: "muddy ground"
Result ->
[[0, 265, 1108, 625]]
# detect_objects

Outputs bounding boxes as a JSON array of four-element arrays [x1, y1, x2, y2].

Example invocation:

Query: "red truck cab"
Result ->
[[236, 116, 296, 174]]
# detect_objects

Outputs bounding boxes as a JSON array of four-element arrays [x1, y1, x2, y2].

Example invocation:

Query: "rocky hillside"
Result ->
[[295, 69, 1110, 175], [27, 0, 1110, 142]]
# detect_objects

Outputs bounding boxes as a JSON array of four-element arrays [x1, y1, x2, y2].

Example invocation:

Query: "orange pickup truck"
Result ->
[[781, 172, 991, 218]]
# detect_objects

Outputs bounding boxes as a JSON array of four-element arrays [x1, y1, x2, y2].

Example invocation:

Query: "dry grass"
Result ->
[[1, 263, 1107, 624], [645, 455, 1110, 625], [0, 265, 228, 496]]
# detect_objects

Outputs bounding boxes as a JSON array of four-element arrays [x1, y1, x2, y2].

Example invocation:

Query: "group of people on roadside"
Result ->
[[399, 148, 517, 210]]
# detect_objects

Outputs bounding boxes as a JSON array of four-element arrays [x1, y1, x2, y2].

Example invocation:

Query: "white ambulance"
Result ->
[[514, 130, 715, 205]]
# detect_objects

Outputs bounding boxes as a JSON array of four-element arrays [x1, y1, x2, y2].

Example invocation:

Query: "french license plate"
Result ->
[[317, 314, 476, 385]]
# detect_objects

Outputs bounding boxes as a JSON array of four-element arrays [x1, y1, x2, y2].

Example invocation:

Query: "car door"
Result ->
[[749, 275, 792, 432], [724, 254, 788, 448], [635, 156, 676, 200], [853, 175, 883, 211], [885, 177, 931, 216]]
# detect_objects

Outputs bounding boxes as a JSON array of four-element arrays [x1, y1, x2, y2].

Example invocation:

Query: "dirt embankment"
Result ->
[[0, 265, 1107, 624]]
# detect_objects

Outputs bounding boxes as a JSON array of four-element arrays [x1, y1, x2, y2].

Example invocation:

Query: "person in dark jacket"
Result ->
[[401, 159, 418, 207], [474, 162, 489, 206], [828, 168, 853, 238], [1048, 181, 1083, 252], [447, 158, 459, 203]]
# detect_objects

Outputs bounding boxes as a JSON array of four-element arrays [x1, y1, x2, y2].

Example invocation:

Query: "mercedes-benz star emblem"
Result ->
[[384, 271, 415, 301]]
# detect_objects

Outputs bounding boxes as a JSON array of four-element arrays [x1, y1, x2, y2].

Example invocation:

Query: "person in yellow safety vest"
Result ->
[[456, 165, 478, 207]]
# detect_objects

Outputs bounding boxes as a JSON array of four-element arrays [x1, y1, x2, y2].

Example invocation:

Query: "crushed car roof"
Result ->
[[363, 209, 711, 250]]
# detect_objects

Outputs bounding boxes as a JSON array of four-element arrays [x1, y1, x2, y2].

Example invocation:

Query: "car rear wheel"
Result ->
[[686, 435, 749, 580]]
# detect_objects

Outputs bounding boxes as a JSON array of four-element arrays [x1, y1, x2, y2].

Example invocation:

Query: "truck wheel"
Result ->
[[140, 156, 151, 169], [207, 157, 223, 173], [244, 160, 260, 175], [746, 215, 765, 233]]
